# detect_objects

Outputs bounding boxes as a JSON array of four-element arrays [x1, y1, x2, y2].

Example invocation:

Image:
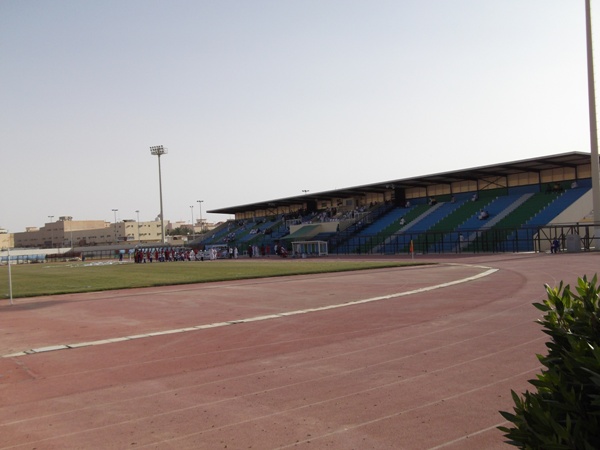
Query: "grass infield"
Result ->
[[1, 259, 429, 299]]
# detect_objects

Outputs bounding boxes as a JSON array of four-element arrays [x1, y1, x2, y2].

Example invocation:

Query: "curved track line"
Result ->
[[2, 264, 497, 359]]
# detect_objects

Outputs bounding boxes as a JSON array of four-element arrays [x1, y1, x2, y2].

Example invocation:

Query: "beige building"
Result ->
[[0, 228, 14, 249], [13, 216, 164, 248], [117, 219, 164, 244]]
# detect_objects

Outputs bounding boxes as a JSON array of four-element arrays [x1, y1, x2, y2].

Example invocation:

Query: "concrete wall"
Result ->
[[549, 190, 593, 225]]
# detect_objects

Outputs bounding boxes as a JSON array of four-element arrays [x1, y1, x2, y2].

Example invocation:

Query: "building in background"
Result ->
[[13, 216, 164, 248], [0, 228, 13, 249]]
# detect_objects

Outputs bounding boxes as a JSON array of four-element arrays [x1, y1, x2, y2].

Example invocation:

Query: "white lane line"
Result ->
[[2, 265, 497, 358]]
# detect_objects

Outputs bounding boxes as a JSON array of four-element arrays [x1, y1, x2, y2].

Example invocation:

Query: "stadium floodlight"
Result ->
[[150, 145, 168, 244], [135, 210, 140, 242], [112, 209, 118, 244], [585, 0, 600, 240], [190, 205, 194, 240], [197, 200, 204, 232], [7, 237, 13, 305], [48, 215, 54, 249]]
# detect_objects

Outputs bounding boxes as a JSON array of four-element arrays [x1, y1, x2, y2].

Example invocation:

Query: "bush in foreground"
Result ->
[[499, 275, 600, 449]]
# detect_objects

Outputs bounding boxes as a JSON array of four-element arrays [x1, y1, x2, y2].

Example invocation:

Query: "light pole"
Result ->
[[150, 145, 168, 244], [135, 210, 140, 243], [6, 232, 13, 305], [302, 190, 309, 195], [197, 200, 204, 233], [48, 215, 54, 249], [585, 0, 600, 246], [112, 209, 118, 244], [190, 205, 195, 241]]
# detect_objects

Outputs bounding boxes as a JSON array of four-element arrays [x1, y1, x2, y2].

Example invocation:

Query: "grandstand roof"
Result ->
[[208, 152, 594, 215]]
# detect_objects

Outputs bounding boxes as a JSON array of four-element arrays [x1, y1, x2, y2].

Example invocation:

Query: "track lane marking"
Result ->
[[2, 265, 497, 358]]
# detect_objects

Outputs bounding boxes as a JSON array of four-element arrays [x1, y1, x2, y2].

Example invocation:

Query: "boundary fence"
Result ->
[[328, 223, 599, 255]]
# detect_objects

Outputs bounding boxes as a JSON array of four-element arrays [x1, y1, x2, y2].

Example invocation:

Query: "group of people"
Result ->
[[221, 243, 288, 258], [246, 243, 268, 258], [274, 243, 288, 257], [308, 205, 369, 224], [134, 244, 290, 262], [133, 247, 201, 263]]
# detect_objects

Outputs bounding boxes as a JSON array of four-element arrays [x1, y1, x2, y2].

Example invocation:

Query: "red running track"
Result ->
[[1, 253, 598, 449]]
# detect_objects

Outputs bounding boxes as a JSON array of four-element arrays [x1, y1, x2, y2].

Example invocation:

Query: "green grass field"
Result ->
[[0, 259, 429, 299]]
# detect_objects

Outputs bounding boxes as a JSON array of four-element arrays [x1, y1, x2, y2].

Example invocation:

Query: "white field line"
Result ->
[[2, 265, 497, 358]]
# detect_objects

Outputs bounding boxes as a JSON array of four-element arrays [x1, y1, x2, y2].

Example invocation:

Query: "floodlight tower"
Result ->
[[135, 210, 140, 242], [48, 215, 54, 249], [6, 230, 13, 305], [112, 209, 118, 244], [150, 145, 168, 244], [585, 0, 600, 245], [190, 205, 195, 240], [197, 200, 204, 232]]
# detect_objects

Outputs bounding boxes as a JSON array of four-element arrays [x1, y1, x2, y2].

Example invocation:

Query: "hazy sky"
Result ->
[[1, 0, 598, 232]]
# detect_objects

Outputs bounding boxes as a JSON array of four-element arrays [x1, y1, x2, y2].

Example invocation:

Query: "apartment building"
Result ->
[[0, 228, 13, 249], [13, 216, 164, 248]]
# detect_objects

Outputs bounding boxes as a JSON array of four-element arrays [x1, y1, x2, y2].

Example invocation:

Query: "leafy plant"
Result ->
[[499, 275, 600, 449]]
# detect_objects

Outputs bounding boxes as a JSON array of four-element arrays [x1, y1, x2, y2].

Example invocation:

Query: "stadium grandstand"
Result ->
[[198, 152, 598, 256]]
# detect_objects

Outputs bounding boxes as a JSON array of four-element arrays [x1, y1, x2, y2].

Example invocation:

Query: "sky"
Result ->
[[1, 0, 598, 232]]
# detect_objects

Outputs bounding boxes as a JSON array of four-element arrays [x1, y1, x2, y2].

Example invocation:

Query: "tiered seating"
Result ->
[[200, 220, 240, 245], [238, 217, 281, 243], [353, 207, 411, 254], [424, 199, 487, 253], [503, 186, 590, 251], [329, 203, 394, 253], [369, 204, 431, 253], [393, 201, 465, 253], [202, 180, 591, 255], [444, 193, 533, 253], [369, 184, 588, 255]]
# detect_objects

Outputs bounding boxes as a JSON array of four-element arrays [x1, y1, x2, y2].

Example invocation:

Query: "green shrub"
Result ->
[[499, 275, 600, 449]]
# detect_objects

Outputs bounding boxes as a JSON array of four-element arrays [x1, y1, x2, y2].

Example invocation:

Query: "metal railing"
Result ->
[[328, 222, 599, 255]]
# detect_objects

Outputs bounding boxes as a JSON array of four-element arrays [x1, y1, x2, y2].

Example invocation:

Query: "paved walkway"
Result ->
[[1, 253, 598, 449]]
